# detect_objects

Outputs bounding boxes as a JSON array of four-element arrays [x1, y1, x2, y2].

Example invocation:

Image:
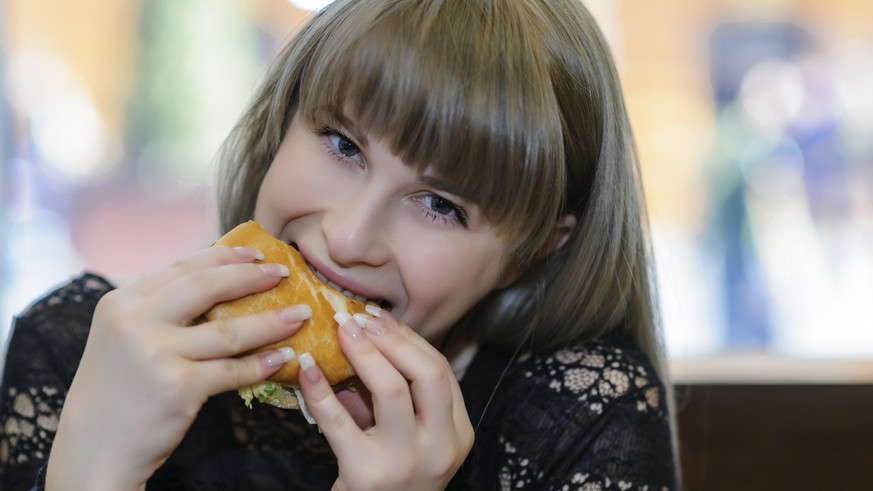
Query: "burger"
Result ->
[[203, 221, 372, 422]]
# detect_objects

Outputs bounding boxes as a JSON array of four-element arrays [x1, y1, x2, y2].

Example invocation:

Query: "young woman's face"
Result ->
[[253, 113, 516, 341]]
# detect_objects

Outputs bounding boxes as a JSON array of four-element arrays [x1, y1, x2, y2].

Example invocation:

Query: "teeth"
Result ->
[[306, 260, 385, 306]]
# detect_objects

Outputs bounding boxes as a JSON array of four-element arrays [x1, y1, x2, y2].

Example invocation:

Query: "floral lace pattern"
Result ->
[[544, 345, 663, 417], [484, 342, 674, 490], [0, 386, 63, 465], [0, 274, 677, 490], [0, 274, 109, 490]]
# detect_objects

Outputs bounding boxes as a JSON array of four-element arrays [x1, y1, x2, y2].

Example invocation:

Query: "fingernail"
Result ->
[[353, 313, 371, 328], [234, 246, 266, 261], [334, 310, 352, 325], [334, 311, 362, 340], [259, 263, 290, 277], [365, 304, 382, 317], [362, 317, 384, 336], [298, 352, 321, 383], [261, 347, 296, 368], [280, 305, 313, 322]]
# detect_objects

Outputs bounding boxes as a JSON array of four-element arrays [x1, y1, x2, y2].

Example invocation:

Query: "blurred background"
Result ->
[[1, 0, 871, 488], [5, 0, 871, 364]]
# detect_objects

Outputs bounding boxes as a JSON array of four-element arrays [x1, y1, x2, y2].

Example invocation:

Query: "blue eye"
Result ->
[[316, 126, 363, 166], [329, 133, 360, 159], [428, 195, 457, 216], [419, 194, 469, 228]]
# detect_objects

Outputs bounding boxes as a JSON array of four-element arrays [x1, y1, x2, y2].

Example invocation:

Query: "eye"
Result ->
[[317, 126, 363, 166], [330, 133, 360, 158], [417, 194, 469, 228]]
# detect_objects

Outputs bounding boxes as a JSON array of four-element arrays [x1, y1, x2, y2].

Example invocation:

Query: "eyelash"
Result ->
[[314, 125, 469, 229], [417, 195, 469, 228], [316, 126, 363, 168]]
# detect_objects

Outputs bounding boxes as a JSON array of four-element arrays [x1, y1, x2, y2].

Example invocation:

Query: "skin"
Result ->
[[45, 112, 537, 491], [46, 246, 311, 490], [254, 114, 519, 342], [253, 113, 522, 489]]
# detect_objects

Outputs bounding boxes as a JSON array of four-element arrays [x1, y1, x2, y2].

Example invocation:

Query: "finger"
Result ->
[[368, 312, 469, 416], [352, 315, 457, 431], [362, 308, 441, 362], [356, 310, 451, 377], [150, 262, 290, 323], [175, 305, 311, 360], [132, 245, 265, 296], [365, 314, 473, 447], [297, 353, 367, 451], [448, 370, 471, 435], [335, 314, 417, 438], [362, 304, 401, 330], [193, 346, 298, 396], [357, 311, 470, 431]]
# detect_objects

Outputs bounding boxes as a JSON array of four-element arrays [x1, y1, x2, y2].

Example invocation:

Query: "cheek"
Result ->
[[399, 239, 507, 339], [255, 155, 330, 223]]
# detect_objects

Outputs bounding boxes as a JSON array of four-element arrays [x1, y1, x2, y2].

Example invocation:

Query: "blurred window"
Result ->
[[2, 0, 872, 370]]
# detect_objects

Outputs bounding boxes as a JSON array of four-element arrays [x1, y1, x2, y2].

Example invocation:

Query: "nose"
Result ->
[[321, 194, 391, 268]]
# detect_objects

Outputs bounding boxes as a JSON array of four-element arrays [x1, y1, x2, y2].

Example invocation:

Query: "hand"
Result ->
[[298, 310, 475, 491], [46, 245, 310, 491]]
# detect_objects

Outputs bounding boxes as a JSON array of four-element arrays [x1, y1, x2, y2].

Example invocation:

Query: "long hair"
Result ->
[[217, 0, 666, 384]]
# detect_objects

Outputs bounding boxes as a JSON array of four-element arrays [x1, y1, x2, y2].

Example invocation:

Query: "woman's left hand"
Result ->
[[298, 310, 474, 491]]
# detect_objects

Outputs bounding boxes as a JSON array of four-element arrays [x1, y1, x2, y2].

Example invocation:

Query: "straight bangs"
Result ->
[[296, 0, 566, 260]]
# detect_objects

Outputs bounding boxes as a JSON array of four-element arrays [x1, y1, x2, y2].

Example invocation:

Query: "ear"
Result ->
[[544, 213, 577, 256], [496, 214, 577, 288]]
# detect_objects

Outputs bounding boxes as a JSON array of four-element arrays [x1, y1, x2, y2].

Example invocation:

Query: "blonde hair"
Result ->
[[217, 0, 666, 380]]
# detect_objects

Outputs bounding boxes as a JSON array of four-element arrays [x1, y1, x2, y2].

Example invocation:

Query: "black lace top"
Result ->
[[0, 273, 677, 490]]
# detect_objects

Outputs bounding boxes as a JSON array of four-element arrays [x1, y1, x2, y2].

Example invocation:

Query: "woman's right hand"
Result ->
[[299, 310, 475, 491], [45, 245, 310, 491]]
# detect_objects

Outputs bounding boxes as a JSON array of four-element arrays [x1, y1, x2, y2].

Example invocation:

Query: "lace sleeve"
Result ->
[[500, 343, 677, 491], [0, 274, 109, 490], [461, 341, 678, 490]]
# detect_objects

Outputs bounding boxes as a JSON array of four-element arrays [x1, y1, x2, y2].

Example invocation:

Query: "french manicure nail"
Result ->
[[353, 313, 371, 328], [334, 311, 362, 340], [364, 304, 382, 317], [280, 305, 313, 322], [334, 311, 352, 325], [362, 317, 384, 336], [259, 263, 290, 277], [298, 352, 321, 383], [234, 246, 266, 261], [262, 347, 296, 368]]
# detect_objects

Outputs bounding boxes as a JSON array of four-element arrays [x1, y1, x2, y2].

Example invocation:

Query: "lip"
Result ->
[[295, 244, 388, 303]]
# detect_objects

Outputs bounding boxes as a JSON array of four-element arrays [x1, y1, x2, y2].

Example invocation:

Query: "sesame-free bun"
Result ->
[[204, 220, 368, 388]]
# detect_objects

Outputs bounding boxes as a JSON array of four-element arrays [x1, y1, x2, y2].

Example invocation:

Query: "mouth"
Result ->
[[293, 244, 393, 311]]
